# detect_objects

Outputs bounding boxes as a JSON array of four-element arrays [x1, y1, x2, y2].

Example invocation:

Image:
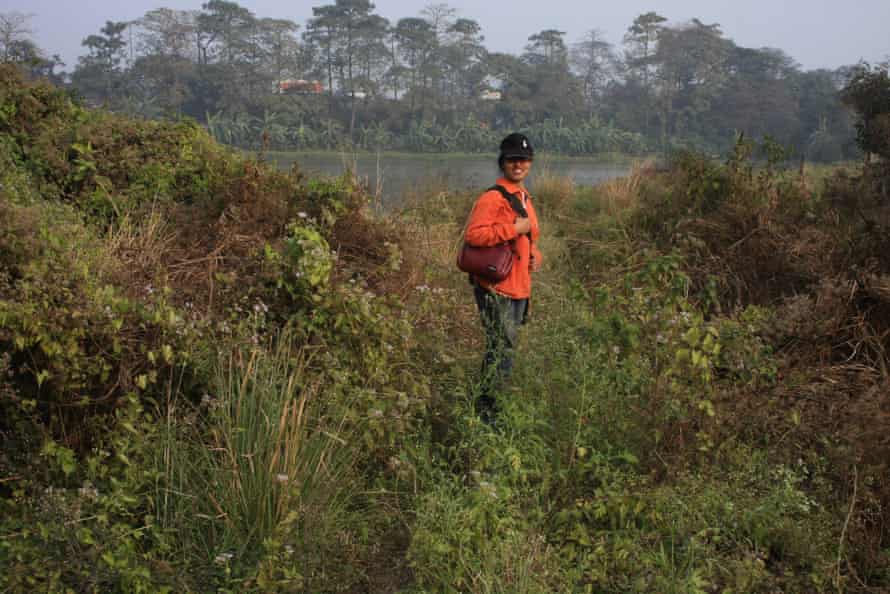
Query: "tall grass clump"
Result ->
[[596, 159, 654, 217], [530, 165, 576, 217], [151, 332, 365, 590]]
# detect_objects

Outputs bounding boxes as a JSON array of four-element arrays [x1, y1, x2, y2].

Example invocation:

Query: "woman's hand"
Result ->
[[514, 217, 532, 235]]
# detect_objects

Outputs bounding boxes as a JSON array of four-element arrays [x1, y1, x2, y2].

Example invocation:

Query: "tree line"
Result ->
[[0, 2, 871, 159]]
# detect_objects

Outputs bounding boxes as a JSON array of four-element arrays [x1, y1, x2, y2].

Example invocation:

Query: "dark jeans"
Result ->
[[473, 285, 528, 419]]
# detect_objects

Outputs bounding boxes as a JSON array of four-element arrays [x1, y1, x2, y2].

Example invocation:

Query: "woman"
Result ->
[[464, 133, 542, 424]]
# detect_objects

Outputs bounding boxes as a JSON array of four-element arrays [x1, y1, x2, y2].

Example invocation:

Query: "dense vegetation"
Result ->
[[2, 63, 890, 592], [1, 2, 862, 158]]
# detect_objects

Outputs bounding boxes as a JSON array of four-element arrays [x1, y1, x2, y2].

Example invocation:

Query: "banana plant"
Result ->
[[205, 110, 227, 144], [406, 120, 433, 152], [318, 119, 344, 150], [259, 109, 288, 149], [360, 122, 392, 150], [225, 112, 254, 148], [288, 121, 317, 149]]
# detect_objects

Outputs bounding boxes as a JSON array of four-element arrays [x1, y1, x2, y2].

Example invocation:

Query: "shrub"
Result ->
[[0, 62, 431, 591]]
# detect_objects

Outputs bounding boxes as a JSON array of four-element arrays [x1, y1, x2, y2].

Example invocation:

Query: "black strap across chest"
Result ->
[[488, 185, 532, 241]]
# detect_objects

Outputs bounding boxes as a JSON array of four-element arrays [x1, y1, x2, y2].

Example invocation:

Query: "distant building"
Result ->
[[277, 79, 324, 95], [480, 90, 502, 101], [336, 89, 368, 100]]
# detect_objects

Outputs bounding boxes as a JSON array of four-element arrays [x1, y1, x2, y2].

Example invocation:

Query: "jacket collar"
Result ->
[[496, 177, 527, 196]]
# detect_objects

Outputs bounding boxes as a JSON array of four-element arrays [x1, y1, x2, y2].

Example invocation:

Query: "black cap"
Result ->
[[499, 133, 534, 160]]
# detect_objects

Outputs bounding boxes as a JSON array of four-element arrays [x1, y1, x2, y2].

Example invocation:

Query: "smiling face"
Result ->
[[501, 157, 532, 184]]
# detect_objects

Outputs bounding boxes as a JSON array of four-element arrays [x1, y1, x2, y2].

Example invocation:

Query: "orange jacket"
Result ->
[[465, 178, 542, 299]]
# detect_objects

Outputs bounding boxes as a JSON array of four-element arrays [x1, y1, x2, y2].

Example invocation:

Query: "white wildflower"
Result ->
[[479, 481, 498, 499], [275, 474, 289, 484], [78, 482, 99, 500], [214, 552, 234, 564]]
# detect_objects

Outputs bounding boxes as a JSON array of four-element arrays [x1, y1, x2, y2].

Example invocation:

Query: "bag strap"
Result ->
[[488, 185, 532, 241]]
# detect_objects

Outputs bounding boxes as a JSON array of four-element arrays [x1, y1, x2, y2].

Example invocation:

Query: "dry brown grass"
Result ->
[[106, 203, 177, 296], [687, 166, 890, 584], [531, 167, 576, 217], [598, 158, 656, 218]]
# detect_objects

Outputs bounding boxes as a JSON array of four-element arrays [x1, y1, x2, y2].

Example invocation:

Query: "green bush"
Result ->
[[1, 396, 177, 593], [0, 63, 430, 592], [0, 199, 194, 440]]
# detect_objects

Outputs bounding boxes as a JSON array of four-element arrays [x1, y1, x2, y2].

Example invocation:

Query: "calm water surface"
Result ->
[[270, 152, 630, 209]]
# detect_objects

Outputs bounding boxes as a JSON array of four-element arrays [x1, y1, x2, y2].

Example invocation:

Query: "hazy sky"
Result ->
[[5, 0, 889, 72]]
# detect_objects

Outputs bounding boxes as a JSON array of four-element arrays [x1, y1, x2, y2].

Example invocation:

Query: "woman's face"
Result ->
[[502, 157, 532, 184]]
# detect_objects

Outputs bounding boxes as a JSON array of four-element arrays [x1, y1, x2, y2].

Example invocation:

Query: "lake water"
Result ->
[[269, 152, 630, 209]]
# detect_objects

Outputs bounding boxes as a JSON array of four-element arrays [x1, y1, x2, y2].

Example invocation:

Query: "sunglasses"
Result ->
[[505, 156, 532, 163]]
